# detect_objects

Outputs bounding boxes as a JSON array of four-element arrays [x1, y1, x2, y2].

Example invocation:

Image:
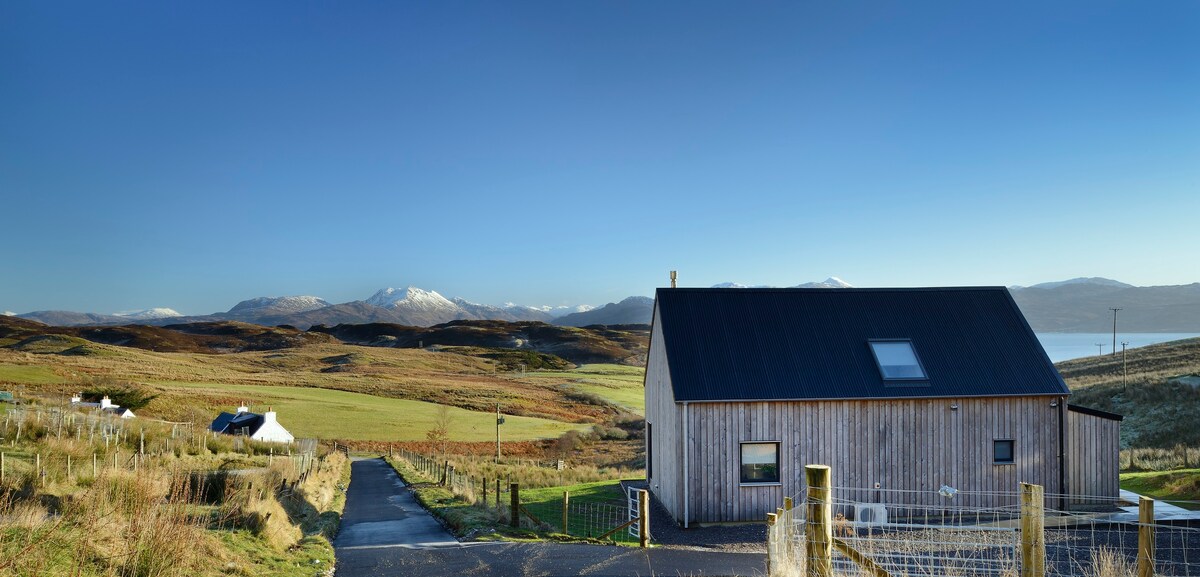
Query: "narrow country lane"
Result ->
[[334, 458, 764, 577]]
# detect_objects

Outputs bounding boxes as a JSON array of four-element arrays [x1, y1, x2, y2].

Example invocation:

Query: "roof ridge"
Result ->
[[657, 286, 1010, 293]]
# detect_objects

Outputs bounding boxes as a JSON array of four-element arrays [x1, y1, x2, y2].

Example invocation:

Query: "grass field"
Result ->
[[1120, 469, 1200, 510], [525, 364, 645, 414], [1059, 337, 1200, 450], [0, 341, 647, 442], [0, 363, 68, 385], [154, 379, 587, 441]]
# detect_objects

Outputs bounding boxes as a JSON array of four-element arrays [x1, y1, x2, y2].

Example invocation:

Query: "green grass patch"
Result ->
[[530, 364, 645, 414], [0, 363, 67, 385], [519, 480, 639, 544], [1120, 469, 1200, 510], [216, 530, 335, 576], [153, 380, 586, 441]]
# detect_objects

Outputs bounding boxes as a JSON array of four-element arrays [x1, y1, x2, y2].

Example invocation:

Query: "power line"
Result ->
[[1109, 308, 1122, 357]]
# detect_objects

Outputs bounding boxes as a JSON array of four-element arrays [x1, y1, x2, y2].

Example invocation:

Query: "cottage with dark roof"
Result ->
[[644, 286, 1121, 526], [211, 405, 295, 444]]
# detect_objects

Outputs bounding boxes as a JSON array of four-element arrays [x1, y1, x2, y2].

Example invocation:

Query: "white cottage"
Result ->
[[70, 393, 136, 418], [210, 405, 295, 444]]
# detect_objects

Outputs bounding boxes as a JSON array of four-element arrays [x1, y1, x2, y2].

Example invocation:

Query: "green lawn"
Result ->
[[151, 380, 586, 442], [519, 480, 637, 543], [0, 364, 68, 385], [530, 364, 645, 414], [1120, 469, 1200, 510]]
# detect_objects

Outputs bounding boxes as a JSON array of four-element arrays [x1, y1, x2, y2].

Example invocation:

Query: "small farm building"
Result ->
[[210, 405, 295, 444], [70, 393, 135, 419], [644, 287, 1121, 526]]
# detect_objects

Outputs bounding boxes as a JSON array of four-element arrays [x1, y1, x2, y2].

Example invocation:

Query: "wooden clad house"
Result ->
[[644, 287, 1121, 526]]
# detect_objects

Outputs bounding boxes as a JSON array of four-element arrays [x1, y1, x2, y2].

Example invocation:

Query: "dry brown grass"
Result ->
[[0, 341, 624, 426], [1088, 547, 1134, 577]]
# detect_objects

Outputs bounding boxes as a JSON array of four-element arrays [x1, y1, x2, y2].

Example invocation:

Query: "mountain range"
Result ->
[[14, 288, 599, 330], [9, 277, 1200, 332]]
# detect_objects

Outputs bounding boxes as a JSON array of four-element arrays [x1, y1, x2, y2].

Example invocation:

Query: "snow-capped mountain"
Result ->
[[2, 311, 14, 316], [228, 296, 330, 315], [514, 304, 595, 317], [451, 298, 551, 322], [367, 287, 465, 325], [793, 277, 853, 289], [113, 308, 183, 320], [367, 287, 455, 310]]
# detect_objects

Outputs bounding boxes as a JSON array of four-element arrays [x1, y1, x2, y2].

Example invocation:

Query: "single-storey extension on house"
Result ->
[[210, 405, 295, 444], [70, 393, 135, 418], [644, 287, 1120, 526]]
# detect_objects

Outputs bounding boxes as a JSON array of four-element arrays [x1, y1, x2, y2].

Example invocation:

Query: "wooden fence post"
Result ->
[[805, 464, 833, 577], [767, 512, 779, 576], [562, 491, 570, 535], [92, 453, 97, 478], [510, 483, 520, 528], [67, 454, 71, 480], [1138, 497, 1155, 577], [639, 489, 650, 548], [1020, 482, 1046, 577], [1, 452, 5, 483], [784, 496, 795, 565]]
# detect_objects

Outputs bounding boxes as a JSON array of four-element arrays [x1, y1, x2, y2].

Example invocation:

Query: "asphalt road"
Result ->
[[334, 458, 765, 577]]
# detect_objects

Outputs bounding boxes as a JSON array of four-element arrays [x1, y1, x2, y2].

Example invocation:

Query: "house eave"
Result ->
[[675, 392, 1071, 404]]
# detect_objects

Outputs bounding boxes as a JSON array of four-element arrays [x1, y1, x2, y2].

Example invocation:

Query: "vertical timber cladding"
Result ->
[[644, 302, 683, 522], [1066, 407, 1121, 507], [684, 396, 1063, 523]]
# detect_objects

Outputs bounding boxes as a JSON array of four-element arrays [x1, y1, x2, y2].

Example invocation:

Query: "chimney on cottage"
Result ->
[[71, 392, 82, 404], [237, 403, 249, 414], [100, 396, 113, 409], [263, 406, 277, 423]]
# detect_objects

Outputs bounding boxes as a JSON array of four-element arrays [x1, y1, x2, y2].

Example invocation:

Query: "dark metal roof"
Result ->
[[210, 412, 236, 433], [654, 287, 1070, 402], [1068, 404, 1123, 421], [211, 411, 264, 435]]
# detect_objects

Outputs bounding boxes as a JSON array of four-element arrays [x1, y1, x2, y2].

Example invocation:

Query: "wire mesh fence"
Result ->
[[393, 449, 649, 545], [769, 466, 1200, 577]]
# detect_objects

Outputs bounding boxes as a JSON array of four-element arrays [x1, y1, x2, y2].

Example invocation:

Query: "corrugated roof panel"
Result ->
[[656, 287, 1068, 402]]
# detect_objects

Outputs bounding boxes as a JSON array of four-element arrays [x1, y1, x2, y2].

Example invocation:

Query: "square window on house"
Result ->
[[994, 439, 1015, 464], [740, 442, 780, 484], [869, 340, 928, 380]]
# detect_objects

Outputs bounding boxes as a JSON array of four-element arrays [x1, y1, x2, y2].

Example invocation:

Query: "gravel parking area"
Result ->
[[624, 481, 767, 553]]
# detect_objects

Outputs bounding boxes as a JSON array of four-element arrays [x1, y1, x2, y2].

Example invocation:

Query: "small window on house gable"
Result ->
[[869, 340, 928, 381], [740, 442, 780, 484]]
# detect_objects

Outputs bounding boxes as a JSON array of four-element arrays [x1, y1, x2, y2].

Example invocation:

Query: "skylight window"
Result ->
[[869, 340, 927, 380]]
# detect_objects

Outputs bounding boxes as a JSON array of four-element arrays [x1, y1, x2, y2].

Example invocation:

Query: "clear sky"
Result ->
[[2, 1, 1197, 315]]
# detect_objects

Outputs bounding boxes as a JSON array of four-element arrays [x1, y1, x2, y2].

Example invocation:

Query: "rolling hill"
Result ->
[[1059, 336, 1200, 448]]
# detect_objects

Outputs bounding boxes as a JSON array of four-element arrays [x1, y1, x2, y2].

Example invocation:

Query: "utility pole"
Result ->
[[495, 403, 504, 463], [1109, 308, 1122, 356], [1122, 342, 1129, 392], [1095, 343, 1105, 356]]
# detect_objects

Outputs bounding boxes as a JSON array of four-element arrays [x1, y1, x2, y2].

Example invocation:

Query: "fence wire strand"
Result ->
[[769, 484, 1200, 577]]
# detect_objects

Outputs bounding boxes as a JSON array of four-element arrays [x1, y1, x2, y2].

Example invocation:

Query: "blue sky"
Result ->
[[2, 1, 1197, 315]]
